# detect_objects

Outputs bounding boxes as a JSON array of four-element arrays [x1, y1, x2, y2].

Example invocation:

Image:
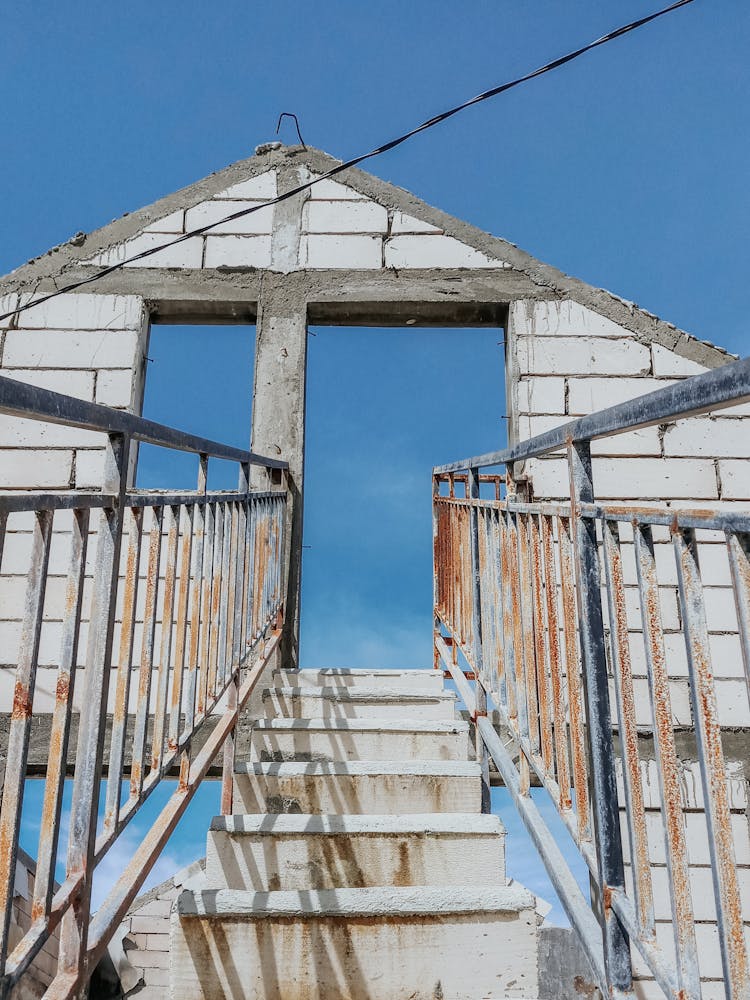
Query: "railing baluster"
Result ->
[[529, 513, 552, 773], [541, 513, 571, 811], [633, 520, 699, 998], [197, 501, 216, 719], [0, 508, 53, 975], [568, 440, 631, 994], [727, 531, 750, 704], [151, 504, 179, 775], [601, 518, 654, 939], [103, 506, 142, 841], [58, 432, 129, 986], [673, 526, 750, 998], [207, 503, 225, 705], [467, 468, 490, 812], [130, 506, 163, 800], [558, 514, 590, 842], [34, 508, 90, 924], [168, 504, 194, 763]]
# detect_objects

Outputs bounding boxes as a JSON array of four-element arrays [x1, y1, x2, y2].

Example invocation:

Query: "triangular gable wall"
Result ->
[[0, 145, 733, 371]]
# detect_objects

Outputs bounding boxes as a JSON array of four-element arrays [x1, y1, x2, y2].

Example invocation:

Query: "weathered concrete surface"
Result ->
[[205, 813, 506, 890], [537, 926, 601, 1000], [273, 666, 445, 691], [233, 759, 483, 814], [262, 684, 458, 720], [249, 716, 472, 762], [171, 886, 538, 1000]]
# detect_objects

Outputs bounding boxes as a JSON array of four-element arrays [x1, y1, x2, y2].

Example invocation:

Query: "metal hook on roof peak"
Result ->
[[276, 113, 306, 150]]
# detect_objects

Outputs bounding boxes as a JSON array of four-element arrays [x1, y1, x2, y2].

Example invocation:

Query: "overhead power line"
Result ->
[[0, 0, 695, 324]]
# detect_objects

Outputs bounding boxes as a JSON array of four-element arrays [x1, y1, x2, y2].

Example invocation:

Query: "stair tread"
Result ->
[[177, 884, 534, 918], [235, 760, 481, 777], [252, 717, 468, 732], [209, 813, 503, 835], [277, 668, 440, 676], [264, 685, 455, 701]]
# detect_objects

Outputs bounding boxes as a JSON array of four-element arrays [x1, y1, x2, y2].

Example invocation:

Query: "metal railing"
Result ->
[[0, 375, 288, 998], [433, 356, 750, 1000]]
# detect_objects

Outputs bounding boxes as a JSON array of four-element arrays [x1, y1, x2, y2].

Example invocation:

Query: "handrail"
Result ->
[[434, 353, 750, 473], [433, 358, 750, 1000], [0, 374, 287, 468], [0, 384, 289, 998]]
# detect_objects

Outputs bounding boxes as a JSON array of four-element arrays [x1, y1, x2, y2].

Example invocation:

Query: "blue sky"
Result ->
[[3, 1, 746, 927]]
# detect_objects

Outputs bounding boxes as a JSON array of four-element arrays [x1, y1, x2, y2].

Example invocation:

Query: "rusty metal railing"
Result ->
[[433, 356, 750, 1000], [0, 375, 288, 998]]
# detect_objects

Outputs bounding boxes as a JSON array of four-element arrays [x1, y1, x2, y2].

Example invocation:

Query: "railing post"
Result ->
[[221, 460, 250, 815], [468, 467, 490, 813], [432, 473, 441, 673], [567, 440, 631, 994], [58, 431, 130, 994]]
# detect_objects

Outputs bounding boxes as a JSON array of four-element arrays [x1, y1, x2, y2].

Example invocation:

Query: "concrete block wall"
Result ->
[[111, 858, 205, 999], [509, 298, 750, 997], [81, 169, 510, 273], [8, 850, 61, 997]]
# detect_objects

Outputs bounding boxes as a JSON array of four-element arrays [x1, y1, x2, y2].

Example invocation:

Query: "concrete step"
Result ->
[[171, 885, 538, 999], [273, 667, 444, 692], [233, 760, 482, 815], [249, 717, 472, 762], [205, 813, 506, 890], [262, 685, 457, 720]]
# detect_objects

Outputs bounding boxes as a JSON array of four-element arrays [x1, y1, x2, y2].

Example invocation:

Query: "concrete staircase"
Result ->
[[170, 667, 539, 999]]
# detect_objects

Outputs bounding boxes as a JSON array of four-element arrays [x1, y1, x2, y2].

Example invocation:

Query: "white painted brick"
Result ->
[[649, 864, 750, 924], [517, 377, 566, 416], [630, 677, 692, 726], [299, 234, 382, 269], [719, 459, 750, 499], [0, 416, 101, 448], [702, 586, 739, 632], [384, 234, 505, 269], [516, 336, 650, 376], [629, 811, 750, 867], [528, 456, 718, 500], [719, 401, 750, 418], [390, 211, 441, 234], [131, 948, 168, 969], [134, 898, 173, 917], [308, 178, 364, 200], [0, 450, 72, 489], [716, 678, 750, 725], [568, 377, 676, 414], [131, 915, 172, 934], [664, 417, 750, 458], [0, 369, 94, 400], [3, 330, 139, 369], [0, 294, 18, 329], [303, 200, 388, 234], [96, 369, 133, 407], [75, 449, 104, 487], [89, 233, 203, 269], [651, 343, 708, 377], [142, 210, 185, 234], [617, 759, 747, 811], [18, 293, 143, 331], [184, 200, 273, 235], [203, 235, 273, 269], [142, 967, 170, 987], [510, 299, 629, 337], [519, 415, 661, 456], [215, 169, 277, 200]]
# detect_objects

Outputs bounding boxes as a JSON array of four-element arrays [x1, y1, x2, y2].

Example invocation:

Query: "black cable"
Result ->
[[0, 0, 695, 324]]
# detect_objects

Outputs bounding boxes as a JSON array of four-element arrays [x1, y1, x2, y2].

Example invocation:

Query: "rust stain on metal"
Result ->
[[11, 681, 32, 720]]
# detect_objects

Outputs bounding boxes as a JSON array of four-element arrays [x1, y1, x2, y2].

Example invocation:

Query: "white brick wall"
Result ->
[[512, 297, 750, 997], [384, 234, 505, 269], [185, 199, 273, 235]]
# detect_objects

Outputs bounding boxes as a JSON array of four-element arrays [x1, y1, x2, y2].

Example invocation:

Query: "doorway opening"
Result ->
[[300, 325, 506, 669], [137, 323, 256, 490]]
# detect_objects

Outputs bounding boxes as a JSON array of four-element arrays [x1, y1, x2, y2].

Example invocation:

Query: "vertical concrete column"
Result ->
[[251, 162, 311, 667]]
